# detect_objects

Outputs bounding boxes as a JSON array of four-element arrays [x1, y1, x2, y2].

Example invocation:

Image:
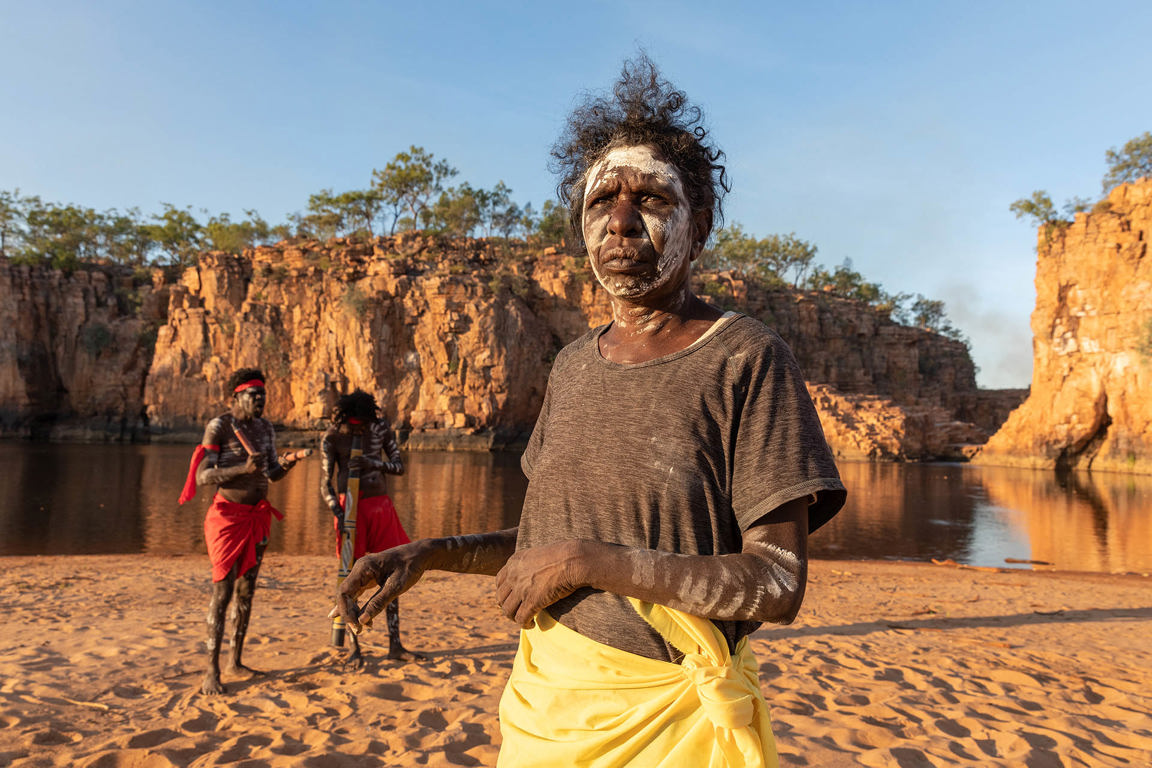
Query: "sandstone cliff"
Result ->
[[144, 236, 607, 447], [0, 261, 167, 440], [0, 235, 1015, 458], [976, 178, 1152, 474]]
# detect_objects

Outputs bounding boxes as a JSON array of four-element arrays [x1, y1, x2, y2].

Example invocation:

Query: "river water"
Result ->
[[1, 441, 1149, 574]]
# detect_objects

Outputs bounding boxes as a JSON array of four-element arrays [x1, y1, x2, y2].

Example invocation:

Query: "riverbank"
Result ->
[[7, 427, 532, 452], [1, 556, 1149, 767]]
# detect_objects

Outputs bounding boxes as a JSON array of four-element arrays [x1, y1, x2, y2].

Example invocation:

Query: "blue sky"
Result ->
[[3, 1, 1150, 388]]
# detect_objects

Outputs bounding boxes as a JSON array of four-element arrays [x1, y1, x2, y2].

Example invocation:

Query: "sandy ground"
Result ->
[[0, 555, 1149, 768]]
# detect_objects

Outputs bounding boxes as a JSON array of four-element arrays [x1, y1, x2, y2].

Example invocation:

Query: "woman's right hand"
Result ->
[[330, 541, 431, 633]]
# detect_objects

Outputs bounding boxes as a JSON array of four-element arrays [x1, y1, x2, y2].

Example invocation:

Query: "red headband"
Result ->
[[346, 417, 363, 425], [233, 379, 265, 393]]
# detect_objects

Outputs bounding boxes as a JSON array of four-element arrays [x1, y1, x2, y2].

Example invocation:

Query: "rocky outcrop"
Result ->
[[698, 273, 980, 413], [144, 237, 606, 447], [0, 261, 168, 440], [808, 384, 988, 462], [1, 234, 1014, 457], [143, 236, 1000, 453], [975, 179, 1152, 475]]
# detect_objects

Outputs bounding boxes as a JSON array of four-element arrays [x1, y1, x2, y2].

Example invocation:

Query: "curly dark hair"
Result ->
[[228, 368, 266, 393], [333, 389, 379, 424], [551, 53, 729, 251]]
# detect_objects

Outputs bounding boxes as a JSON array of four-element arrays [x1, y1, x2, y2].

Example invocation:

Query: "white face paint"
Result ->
[[581, 145, 697, 301]]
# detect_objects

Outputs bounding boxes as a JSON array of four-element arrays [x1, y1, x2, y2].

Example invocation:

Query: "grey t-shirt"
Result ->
[[517, 314, 846, 661]]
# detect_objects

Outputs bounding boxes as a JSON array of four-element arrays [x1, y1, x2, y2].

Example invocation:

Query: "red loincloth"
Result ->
[[334, 494, 410, 560], [205, 494, 283, 582]]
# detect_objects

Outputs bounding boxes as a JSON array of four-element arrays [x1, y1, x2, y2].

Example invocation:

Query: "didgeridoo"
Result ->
[[331, 435, 362, 647]]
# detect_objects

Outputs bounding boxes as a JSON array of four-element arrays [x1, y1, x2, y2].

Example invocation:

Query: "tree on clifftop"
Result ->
[[205, 210, 288, 253], [295, 189, 383, 240], [0, 189, 29, 257], [1008, 190, 1060, 227], [143, 204, 204, 265], [702, 223, 817, 288], [425, 183, 483, 237], [1011, 131, 1152, 244], [372, 146, 458, 235], [532, 200, 567, 245], [1102, 131, 1152, 194]]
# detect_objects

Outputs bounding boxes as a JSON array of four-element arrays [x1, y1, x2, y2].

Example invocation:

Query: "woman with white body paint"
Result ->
[[333, 56, 846, 767]]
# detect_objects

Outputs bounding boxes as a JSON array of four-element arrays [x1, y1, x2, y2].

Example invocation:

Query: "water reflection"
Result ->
[[132, 444, 525, 559], [1, 441, 1149, 574], [977, 466, 1152, 573], [0, 442, 147, 555], [812, 462, 1009, 565]]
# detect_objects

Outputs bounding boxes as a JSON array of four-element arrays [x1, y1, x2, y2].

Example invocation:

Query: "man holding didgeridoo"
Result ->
[[321, 389, 421, 665]]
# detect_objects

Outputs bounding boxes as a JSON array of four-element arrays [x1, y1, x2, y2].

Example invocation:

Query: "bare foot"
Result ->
[[225, 662, 264, 678], [201, 671, 226, 696], [342, 647, 365, 670], [387, 645, 427, 662]]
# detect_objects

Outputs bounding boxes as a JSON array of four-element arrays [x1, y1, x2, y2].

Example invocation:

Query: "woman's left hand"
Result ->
[[494, 541, 588, 628]]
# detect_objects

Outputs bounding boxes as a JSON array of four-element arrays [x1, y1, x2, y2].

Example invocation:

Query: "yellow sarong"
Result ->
[[497, 599, 778, 767]]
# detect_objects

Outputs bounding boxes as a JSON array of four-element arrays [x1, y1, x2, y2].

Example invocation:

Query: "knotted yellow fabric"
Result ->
[[497, 600, 778, 767]]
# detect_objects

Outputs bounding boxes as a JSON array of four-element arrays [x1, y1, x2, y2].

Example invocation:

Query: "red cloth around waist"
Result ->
[[205, 494, 283, 582], [334, 494, 410, 560]]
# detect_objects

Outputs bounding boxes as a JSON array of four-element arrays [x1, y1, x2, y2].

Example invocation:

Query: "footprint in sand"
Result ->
[[127, 728, 182, 749], [213, 733, 274, 763], [77, 747, 184, 767], [16, 648, 68, 672], [110, 684, 148, 700], [31, 728, 73, 746], [987, 667, 1046, 689], [416, 708, 449, 730], [401, 707, 485, 753], [387, 679, 456, 703], [179, 710, 218, 732], [970, 730, 1031, 761], [933, 716, 971, 738], [267, 733, 310, 757]]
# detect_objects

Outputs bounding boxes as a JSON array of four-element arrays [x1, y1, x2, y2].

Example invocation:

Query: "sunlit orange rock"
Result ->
[[975, 179, 1152, 475]]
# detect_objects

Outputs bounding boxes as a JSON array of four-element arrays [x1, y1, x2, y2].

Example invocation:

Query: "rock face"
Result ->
[[807, 384, 988, 462], [1, 235, 1016, 458], [0, 261, 168, 440], [144, 237, 609, 447], [976, 179, 1152, 475], [699, 273, 979, 411]]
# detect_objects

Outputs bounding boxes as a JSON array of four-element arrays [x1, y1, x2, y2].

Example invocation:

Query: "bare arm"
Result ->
[[495, 497, 809, 628], [333, 528, 519, 633], [349, 422, 404, 476], [196, 448, 260, 486], [263, 424, 289, 481], [320, 432, 343, 517], [380, 425, 403, 475], [195, 417, 262, 485]]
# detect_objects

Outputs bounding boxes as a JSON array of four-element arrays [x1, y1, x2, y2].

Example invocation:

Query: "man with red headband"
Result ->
[[321, 389, 421, 664], [178, 367, 310, 695]]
